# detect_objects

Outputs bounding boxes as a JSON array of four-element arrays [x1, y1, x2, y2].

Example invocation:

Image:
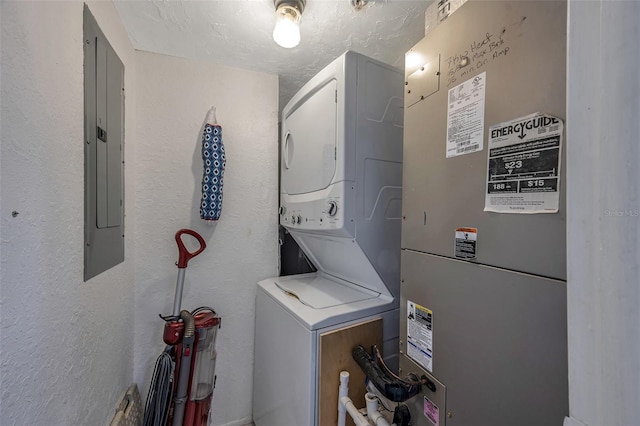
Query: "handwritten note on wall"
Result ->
[[445, 20, 521, 88]]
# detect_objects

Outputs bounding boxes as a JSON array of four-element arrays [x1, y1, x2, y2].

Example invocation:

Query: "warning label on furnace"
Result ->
[[455, 227, 477, 259], [407, 301, 433, 372], [485, 113, 563, 213]]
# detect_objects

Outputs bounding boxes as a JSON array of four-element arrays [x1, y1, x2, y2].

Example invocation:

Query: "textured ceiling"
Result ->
[[113, 0, 431, 109]]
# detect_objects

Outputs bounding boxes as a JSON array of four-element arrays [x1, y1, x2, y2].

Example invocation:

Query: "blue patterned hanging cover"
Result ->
[[200, 107, 226, 221]]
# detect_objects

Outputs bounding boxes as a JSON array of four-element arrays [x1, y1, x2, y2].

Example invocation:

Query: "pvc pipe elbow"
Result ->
[[366, 393, 392, 426], [340, 396, 370, 426]]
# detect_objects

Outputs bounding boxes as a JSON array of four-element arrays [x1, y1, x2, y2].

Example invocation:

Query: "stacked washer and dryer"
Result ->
[[252, 51, 404, 426]]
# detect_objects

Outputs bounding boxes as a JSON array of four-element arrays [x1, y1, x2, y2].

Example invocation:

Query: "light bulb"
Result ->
[[273, 4, 301, 48], [405, 51, 424, 70]]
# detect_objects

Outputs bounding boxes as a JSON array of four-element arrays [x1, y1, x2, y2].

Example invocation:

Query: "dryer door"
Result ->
[[281, 79, 338, 195]]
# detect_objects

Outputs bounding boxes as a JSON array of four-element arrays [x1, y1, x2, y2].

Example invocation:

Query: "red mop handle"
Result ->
[[175, 229, 206, 268]]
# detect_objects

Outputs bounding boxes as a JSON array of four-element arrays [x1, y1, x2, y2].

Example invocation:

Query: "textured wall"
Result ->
[[133, 50, 278, 426], [565, 1, 640, 425], [0, 1, 136, 425]]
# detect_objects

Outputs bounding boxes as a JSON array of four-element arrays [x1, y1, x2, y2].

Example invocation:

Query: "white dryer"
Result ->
[[253, 51, 404, 426]]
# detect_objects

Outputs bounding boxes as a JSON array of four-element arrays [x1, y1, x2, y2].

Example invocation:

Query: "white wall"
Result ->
[[0, 1, 136, 424], [565, 1, 640, 426], [133, 50, 279, 426], [1, 3, 278, 425]]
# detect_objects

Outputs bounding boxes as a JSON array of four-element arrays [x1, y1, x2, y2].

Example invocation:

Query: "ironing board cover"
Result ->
[[200, 113, 226, 221]]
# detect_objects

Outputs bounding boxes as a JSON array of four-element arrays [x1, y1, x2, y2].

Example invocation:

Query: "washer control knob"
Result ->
[[296, 215, 302, 224], [279, 206, 286, 216], [327, 201, 338, 217]]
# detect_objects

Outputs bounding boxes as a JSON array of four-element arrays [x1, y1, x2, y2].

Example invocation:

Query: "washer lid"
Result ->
[[274, 274, 379, 309]]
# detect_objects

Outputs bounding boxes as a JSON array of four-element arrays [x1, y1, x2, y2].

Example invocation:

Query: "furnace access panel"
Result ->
[[401, 0, 567, 281]]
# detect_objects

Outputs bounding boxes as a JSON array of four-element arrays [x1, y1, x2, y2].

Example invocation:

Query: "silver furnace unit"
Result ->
[[398, 1, 569, 425]]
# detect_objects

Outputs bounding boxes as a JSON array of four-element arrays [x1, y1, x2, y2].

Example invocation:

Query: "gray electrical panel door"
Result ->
[[84, 6, 125, 281], [402, 0, 567, 280]]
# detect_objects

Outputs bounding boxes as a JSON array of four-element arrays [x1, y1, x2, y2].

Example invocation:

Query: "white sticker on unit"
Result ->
[[407, 300, 433, 372], [446, 71, 486, 158], [484, 113, 564, 214]]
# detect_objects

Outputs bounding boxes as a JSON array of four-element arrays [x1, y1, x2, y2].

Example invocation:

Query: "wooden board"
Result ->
[[318, 318, 383, 426]]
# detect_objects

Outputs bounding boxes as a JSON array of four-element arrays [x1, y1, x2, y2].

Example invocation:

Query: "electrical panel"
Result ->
[[83, 6, 125, 281]]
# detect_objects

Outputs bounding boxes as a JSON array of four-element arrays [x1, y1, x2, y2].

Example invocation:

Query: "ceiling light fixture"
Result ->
[[273, 0, 306, 49], [350, 0, 368, 11]]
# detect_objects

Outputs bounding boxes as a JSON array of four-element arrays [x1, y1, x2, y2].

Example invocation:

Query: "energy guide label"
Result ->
[[407, 301, 433, 372], [485, 113, 563, 213]]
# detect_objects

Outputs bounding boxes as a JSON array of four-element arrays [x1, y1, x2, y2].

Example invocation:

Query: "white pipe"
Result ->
[[338, 371, 349, 426], [340, 396, 370, 426], [366, 393, 392, 426], [338, 371, 370, 426]]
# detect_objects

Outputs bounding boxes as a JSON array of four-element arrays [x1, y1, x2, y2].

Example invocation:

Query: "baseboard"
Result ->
[[212, 416, 253, 426], [564, 416, 588, 426]]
